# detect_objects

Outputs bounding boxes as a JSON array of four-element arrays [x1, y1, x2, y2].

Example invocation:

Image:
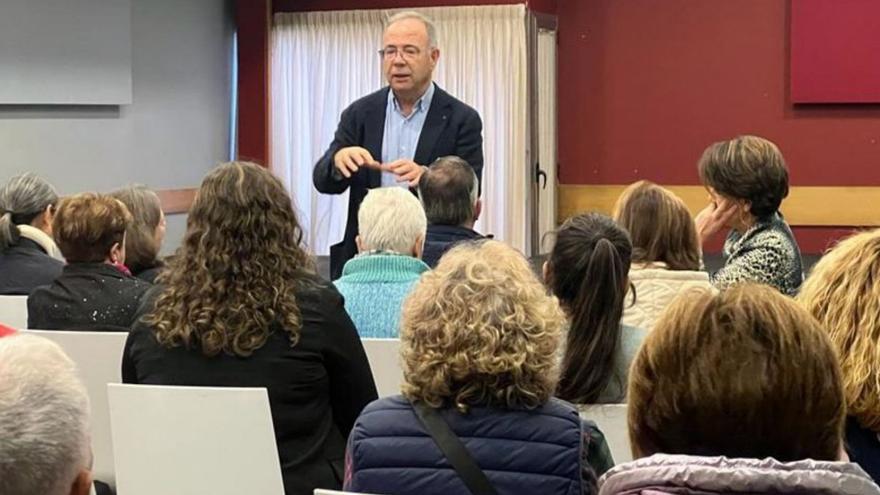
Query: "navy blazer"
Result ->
[[313, 85, 483, 280]]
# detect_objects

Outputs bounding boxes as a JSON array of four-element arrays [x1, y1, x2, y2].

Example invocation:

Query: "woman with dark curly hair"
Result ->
[[346, 240, 612, 495], [121, 162, 378, 495], [694, 135, 803, 295]]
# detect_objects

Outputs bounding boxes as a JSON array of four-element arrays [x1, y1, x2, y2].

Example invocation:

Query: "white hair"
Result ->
[[0, 334, 91, 495], [358, 187, 427, 254], [385, 11, 438, 48]]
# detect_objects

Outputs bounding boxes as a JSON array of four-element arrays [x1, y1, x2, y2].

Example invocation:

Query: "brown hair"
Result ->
[[547, 213, 632, 404], [629, 284, 845, 462], [52, 193, 131, 263], [401, 240, 565, 412], [144, 162, 315, 357], [799, 229, 880, 432], [109, 185, 163, 274], [613, 180, 701, 271], [698, 135, 789, 219]]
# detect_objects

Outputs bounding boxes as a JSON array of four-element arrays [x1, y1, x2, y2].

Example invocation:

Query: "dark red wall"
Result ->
[[274, 0, 556, 14], [235, 0, 270, 166], [556, 0, 880, 187]]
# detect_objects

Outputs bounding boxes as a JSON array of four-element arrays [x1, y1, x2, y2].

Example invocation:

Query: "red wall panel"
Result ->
[[791, 0, 880, 103], [236, 0, 270, 166], [556, 0, 880, 186]]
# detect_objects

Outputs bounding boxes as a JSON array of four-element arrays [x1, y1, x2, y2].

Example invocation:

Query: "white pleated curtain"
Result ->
[[271, 5, 529, 255]]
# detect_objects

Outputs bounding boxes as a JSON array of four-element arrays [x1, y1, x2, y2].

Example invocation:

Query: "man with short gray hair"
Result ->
[[418, 155, 487, 268], [334, 188, 429, 338], [314, 10, 484, 280], [0, 334, 92, 495]]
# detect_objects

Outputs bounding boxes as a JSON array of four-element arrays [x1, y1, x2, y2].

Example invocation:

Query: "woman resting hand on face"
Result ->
[[694, 135, 803, 296]]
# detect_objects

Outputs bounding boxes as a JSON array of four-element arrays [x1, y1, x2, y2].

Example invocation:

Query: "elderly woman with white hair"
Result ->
[[0, 334, 92, 495], [334, 187, 429, 338]]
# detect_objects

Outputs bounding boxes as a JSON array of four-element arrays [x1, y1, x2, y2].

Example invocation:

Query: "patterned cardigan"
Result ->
[[712, 212, 804, 296]]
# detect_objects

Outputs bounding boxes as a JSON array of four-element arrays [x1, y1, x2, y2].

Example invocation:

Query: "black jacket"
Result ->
[[122, 275, 379, 495], [846, 416, 880, 482], [422, 224, 486, 268], [313, 85, 483, 279], [27, 262, 151, 330], [0, 238, 64, 295]]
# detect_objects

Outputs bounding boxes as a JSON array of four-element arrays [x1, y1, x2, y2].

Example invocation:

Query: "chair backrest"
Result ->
[[0, 295, 28, 329], [580, 403, 631, 464], [108, 384, 285, 495], [21, 329, 129, 487], [361, 338, 403, 397]]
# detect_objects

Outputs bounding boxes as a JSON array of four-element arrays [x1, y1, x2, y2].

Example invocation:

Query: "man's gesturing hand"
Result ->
[[333, 147, 381, 178], [384, 159, 427, 187]]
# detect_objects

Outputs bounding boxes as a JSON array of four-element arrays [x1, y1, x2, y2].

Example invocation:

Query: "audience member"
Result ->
[[799, 229, 880, 481], [123, 162, 377, 495], [694, 135, 803, 295], [546, 213, 646, 404], [599, 284, 879, 495], [109, 185, 166, 283], [418, 155, 485, 267], [346, 240, 612, 495], [613, 181, 714, 330], [334, 187, 429, 338], [0, 173, 64, 295], [28, 193, 150, 330], [0, 334, 92, 495]]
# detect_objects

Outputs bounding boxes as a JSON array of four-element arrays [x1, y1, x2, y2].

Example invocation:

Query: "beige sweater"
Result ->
[[622, 263, 715, 331]]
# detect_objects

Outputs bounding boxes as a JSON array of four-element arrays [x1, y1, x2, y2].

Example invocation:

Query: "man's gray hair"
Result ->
[[0, 334, 91, 495], [385, 11, 438, 48], [358, 187, 427, 254], [418, 156, 479, 227]]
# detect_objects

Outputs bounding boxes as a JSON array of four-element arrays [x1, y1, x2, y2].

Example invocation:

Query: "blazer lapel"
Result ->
[[414, 86, 451, 166], [364, 88, 390, 188]]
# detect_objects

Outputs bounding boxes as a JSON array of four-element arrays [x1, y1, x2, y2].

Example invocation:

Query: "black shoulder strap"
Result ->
[[411, 401, 499, 495]]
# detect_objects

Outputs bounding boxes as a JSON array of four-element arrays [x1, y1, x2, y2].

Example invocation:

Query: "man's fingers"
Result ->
[[334, 158, 352, 178], [396, 170, 419, 182], [343, 156, 359, 173]]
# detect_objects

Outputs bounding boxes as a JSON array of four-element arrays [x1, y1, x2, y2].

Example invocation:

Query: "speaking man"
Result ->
[[313, 11, 484, 279]]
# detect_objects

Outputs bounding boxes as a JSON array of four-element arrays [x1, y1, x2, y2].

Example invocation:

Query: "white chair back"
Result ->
[[361, 338, 403, 397], [0, 295, 27, 328], [580, 403, 631, 464], [22, 329, 128, 487], [108, 384, 285, 495]]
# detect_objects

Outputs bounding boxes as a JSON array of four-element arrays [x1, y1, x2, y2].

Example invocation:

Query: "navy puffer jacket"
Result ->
[[345, 395, 589, 495]]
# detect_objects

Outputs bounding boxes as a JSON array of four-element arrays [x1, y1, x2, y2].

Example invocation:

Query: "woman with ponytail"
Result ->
[[0, 173, 64, 295], [546, 213, 647, 404]]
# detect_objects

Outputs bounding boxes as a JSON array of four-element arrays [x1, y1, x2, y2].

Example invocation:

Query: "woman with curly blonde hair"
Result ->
[[122, 162, 378, 495], [799, 229, 880, 481], [345, 240, 612, 495]]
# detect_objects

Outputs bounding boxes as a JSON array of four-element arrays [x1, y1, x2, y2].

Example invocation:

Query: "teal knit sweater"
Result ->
[[333, 253, 429, 339]]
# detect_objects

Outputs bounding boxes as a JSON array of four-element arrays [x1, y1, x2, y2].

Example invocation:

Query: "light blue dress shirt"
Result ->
[[380, 83, 435, 188]]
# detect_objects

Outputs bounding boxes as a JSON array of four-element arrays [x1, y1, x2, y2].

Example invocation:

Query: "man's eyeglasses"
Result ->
[[378, 46, 422, 60]]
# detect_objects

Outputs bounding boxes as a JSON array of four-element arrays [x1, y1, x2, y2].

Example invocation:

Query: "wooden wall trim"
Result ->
[[156, 188, 197, 215], [559, 185, 880, 227]]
